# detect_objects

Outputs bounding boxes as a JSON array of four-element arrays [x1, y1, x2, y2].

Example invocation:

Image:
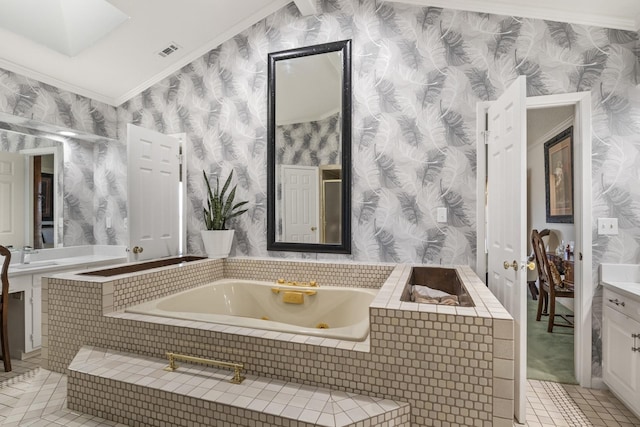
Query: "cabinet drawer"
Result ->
[[604, 288, 640, 324]]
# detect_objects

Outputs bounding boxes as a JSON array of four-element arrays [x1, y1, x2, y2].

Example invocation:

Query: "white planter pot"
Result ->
[[201, 229, 235, 259]]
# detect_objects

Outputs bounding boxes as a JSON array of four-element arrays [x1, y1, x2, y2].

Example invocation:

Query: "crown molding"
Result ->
[[293, 0, 318, 16], [383, 0, 639, 31], [0, 57, 116, 106]]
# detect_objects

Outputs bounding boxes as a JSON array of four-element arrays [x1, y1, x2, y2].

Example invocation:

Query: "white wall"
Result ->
[[527, 106, 576, 251]]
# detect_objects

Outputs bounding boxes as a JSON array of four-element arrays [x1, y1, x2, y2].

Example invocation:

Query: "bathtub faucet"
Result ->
[[276, 278, 319, 287]]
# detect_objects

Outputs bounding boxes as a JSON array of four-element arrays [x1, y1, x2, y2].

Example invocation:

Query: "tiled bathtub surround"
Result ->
[[43, 258, 514, 426], [68, 346, 410, 427], [223, 258, 395, 289]]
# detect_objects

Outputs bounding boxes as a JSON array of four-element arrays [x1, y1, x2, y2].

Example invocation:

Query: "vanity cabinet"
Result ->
[[8, 254, 127, 359], [8, 269, 77, 358], [602, 287, 640, 418]]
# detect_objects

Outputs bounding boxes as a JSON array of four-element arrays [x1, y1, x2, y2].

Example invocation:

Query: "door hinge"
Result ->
[[178, 145, 184, 182], [29, 334, 33, 343], [481, 130, 490, 145]]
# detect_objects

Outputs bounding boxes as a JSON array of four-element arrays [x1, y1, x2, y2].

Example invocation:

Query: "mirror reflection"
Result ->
[[0, 129, 63, 249], [0, 112, 114, 249], [267, 40, 351, 254]]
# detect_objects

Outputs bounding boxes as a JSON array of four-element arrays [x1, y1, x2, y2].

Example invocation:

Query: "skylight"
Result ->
[[0, 0, 128, 57]]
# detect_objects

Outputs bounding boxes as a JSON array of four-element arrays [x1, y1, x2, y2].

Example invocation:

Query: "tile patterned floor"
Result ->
[[526, 380, 640, 427], [1, 361, 640, 426], [0, 358, 40, 386]]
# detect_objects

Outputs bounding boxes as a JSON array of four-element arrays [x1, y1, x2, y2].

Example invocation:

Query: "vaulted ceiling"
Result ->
[[0, 0, 638, 107]]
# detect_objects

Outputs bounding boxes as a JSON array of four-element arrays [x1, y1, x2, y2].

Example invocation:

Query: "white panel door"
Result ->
[[127, 124, 180, 261], [282, 165, 319, 243], [487, 76, 527, 423], [0, 151, 25, 247]]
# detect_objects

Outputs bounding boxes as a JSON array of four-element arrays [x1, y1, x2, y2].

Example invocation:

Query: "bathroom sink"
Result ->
[[13, 261, 58, 269]]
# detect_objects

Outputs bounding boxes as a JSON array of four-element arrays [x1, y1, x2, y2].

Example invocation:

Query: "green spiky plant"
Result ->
[[203, 170, 248, 230]]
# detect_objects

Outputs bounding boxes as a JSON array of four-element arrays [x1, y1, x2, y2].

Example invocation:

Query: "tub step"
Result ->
[[67, 346, 410, 427]]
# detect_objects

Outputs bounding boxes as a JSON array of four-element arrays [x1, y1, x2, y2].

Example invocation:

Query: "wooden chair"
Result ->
[[0, 246, 11, 371], [531, 229, 574, 333], [527, 229, 551, 300]]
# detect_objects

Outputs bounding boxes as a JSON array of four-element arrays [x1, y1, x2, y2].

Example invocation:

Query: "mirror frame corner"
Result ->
[[267, 39, 352, 254]]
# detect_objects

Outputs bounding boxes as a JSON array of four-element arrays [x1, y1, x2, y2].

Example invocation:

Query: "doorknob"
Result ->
[[503, 260, 518, 270], [311, 227, 317, 232], [132, 246, 144, 254], [523, 261, 535, 271]]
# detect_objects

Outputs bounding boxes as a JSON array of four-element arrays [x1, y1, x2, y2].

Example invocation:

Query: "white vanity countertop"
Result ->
[[8, 245, 127, 277], [600, 263, 640, 301]]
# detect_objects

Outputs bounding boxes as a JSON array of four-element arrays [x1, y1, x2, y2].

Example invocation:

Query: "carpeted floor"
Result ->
[[527, 296, 577, 384]]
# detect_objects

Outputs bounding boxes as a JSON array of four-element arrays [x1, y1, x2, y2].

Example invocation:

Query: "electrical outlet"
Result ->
[[436, 207, 447, 223], [598, 218, 618, 235]]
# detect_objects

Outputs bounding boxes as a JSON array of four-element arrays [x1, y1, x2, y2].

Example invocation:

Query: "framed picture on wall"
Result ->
[[544, 126, 574, 223], [41, 172, 54, 221]]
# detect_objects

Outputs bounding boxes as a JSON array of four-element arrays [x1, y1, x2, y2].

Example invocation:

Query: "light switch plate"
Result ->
[[436, 207, 447, 223], [598, 218, 618, 235]]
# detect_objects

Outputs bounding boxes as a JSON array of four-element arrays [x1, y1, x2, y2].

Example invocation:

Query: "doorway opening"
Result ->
[[21, 147, 62, 250], [31, 154, 55, 249], [526, 106, 576, 384]]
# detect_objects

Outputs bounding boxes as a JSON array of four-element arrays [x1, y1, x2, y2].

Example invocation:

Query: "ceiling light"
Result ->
[[0, 0, 128, 57], [58, 131, 77, 136]]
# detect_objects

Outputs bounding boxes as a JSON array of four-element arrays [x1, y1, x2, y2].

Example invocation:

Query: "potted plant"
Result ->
[[201, 169, 248, 258]]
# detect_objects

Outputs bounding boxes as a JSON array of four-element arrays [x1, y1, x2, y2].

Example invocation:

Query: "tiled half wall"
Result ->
[[42, 258, 514, 426]]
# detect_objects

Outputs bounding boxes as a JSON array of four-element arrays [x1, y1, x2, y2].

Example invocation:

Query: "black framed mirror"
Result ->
[[267, 39, 351, 254]]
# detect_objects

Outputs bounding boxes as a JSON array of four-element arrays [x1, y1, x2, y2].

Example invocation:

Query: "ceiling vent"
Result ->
[[158, 43, 180, 58]]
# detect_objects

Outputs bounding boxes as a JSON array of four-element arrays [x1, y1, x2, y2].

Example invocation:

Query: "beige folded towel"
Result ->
[[439, 295, 459, 306], [411, 285, 460, 306], [414, 296, 441, 304]]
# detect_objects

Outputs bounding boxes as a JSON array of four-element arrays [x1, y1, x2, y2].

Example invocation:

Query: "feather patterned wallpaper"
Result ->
[[120, 0, 640, 269], [0, 69, 121, 247], [1, 0, 640, 375], [276, 113, 341, 167]]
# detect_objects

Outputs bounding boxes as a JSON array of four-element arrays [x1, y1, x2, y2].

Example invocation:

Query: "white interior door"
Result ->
[[487, 76, 527, 423], [0, 151, 25, 247], [281, 165, 319, 243], [127, 124, 180, 261]]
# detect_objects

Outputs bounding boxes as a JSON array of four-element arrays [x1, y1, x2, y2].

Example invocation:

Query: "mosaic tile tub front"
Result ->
[[42, 258, 514, 426]]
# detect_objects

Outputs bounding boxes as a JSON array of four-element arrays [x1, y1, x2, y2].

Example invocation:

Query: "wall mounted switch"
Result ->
[[436, 207, 447, 223], [598, 218, 618, 235]]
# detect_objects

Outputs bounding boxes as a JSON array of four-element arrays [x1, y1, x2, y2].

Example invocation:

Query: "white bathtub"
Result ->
[[125, 279, 378, 341]]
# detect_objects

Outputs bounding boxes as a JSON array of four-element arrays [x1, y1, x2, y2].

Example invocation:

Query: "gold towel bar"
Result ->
[[164, 352, 245, 384]]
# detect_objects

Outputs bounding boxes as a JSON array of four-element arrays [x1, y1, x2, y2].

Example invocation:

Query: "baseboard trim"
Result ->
[[590, 377, 607, 390]]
